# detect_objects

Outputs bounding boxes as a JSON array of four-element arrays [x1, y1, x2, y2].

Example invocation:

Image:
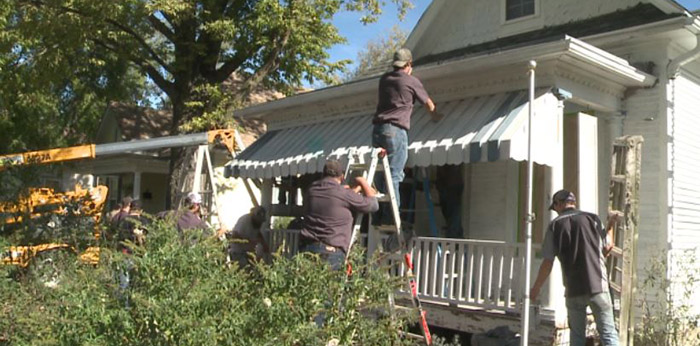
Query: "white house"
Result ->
[[227, 1, 700, 344]]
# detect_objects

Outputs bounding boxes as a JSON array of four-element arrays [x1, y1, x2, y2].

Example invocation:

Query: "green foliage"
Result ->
[[1, 218, 420, 345], [343, 24, 408, 82], [634, 249, 700, 346], [0, 1, 151, 153], [3, 0, 415, 138], [179, 83, 239, 133]]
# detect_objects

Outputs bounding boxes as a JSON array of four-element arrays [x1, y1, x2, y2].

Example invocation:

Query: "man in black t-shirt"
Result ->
[[530, 190, 619, 346]]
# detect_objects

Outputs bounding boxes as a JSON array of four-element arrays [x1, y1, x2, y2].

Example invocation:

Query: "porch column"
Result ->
[[133, 171, 142, 200], [260, 179, 274, 227], [546, 100, 567, 327]]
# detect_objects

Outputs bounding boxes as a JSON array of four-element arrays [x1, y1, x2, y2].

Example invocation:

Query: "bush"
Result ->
[[634, 249, 700, 346], [1, 218, 419, 345]]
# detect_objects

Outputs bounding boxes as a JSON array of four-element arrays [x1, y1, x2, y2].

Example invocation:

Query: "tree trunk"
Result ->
[[165, 81, 207, 209]]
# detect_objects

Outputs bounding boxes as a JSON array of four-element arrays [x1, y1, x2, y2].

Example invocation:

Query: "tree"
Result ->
[[0, 3, 150, 155], [343, 24, 407, 82], [2, 0, 413, 206]]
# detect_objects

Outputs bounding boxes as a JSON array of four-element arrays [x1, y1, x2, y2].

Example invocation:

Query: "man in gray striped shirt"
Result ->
[[530, 190, 619, 346]]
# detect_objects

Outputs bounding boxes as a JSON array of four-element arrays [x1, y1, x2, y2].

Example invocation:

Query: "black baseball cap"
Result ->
[[323, 160, 343, 177], [549, 189, 576, 210]]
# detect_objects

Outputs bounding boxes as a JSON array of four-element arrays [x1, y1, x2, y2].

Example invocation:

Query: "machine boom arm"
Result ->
[[0, 130, 236, 170]]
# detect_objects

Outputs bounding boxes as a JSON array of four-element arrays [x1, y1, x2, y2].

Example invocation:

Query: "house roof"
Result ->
[[98, 75, 286, 147], [413, 4, 681, 67], [104, 102, 171, 142]]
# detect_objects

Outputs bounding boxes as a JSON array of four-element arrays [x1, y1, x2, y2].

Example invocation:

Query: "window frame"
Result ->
[[502, 0, 539, 24]]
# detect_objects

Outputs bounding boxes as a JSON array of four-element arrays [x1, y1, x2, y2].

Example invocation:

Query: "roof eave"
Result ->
[[235, 36, 654, 120]]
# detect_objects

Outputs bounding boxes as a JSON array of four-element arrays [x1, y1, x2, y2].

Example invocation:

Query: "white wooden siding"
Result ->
[[622, 83, 667, 319], [409, 0, 643, 60], [669, 73, 700, 314], [670, 74, 700, 251]]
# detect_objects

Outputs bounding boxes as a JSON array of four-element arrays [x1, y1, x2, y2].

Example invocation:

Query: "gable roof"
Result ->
[[103, 102, 171, 142], [96, 74, 288, 147], [413, 4, 681, 67]]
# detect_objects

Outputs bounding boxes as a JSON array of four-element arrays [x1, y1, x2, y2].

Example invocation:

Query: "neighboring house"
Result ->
[[61, 77, 281, 229], [227, 0, 700, 344]]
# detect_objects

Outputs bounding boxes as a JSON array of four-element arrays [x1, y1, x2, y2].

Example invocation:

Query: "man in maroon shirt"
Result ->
[[373, 48, 441, 223], [300, 160, 378, 270]]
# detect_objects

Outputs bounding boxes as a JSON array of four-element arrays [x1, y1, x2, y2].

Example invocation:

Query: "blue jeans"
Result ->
[[300, 242, 345, 271], [566, 292, 619, 346], [372, 123, 408, 224]]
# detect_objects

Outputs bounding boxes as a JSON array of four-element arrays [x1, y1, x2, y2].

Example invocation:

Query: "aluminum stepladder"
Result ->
[[175, 142, 226, 231], [605, 135, 643, 346], [343, 147, 432, 346]]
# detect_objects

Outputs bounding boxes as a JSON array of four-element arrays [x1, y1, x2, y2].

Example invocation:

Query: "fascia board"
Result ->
[[564, 38, 657, 86], [236, 37, 653, 121], [583, 16, 692, 45]]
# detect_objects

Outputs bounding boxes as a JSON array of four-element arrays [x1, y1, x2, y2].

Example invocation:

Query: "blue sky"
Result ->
[[330, 0, 700, 71]]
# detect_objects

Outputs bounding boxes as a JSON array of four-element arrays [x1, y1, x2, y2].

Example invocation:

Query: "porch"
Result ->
[[264, 227, 563, 344]]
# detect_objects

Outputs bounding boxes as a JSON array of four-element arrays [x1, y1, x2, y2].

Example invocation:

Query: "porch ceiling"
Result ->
[[227, 90, 562, 179]]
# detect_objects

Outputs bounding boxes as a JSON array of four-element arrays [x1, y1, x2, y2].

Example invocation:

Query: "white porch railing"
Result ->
[[264, 229, 540, 314]]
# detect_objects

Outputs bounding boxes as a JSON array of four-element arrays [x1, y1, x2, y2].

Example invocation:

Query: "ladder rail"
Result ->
[[341, 147, 432, 345]]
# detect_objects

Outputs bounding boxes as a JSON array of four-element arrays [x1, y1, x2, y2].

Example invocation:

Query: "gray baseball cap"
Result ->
[[393, 48, 413, 68]]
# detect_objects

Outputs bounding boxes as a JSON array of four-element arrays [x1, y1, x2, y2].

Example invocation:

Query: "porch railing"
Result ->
[[264, 229, 539, 314]]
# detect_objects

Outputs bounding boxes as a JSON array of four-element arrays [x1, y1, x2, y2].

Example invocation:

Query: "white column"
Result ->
[[133, 171, 142, 200], [547, 100, 566, 328]]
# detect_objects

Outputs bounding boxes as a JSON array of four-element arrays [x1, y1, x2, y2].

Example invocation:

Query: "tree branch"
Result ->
[[148, 14, 176, 43], [93, 38, 176, 97], [25, 0, 173, 74], [234, 29, 292, 102], [208, 50, 250, 83]]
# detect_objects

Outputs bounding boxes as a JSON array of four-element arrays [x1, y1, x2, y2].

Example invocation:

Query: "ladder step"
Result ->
[[376, 194, 392, 203], [374, 225, 399, 233], [348, 163, 384, 172], [611, 174, 626, 183], [348, 163, 369, 171], [399, 331, 426, 341]]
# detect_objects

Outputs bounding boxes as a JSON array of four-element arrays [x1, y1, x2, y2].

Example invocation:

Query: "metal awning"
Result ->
[[228, 89, 562, 179]]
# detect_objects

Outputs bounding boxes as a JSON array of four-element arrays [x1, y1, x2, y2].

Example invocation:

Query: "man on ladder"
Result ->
[[299, 160, 378, 270], [372, 47, 441, 224]]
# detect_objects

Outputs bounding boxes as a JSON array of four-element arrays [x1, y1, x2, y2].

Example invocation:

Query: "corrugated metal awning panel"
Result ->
[[230, 90, 560, 179]]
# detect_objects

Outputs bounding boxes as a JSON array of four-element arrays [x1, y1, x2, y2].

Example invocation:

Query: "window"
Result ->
[[505, 0, 535, 21]]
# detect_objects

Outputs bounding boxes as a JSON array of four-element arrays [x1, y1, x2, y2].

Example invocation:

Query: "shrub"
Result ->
[[634, 249, 700, 346], [1, 218, 418, 345]]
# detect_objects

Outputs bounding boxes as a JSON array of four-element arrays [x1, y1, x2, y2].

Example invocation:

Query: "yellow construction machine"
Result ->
[[1, 184, 108, 267], [1, 129, 237, 275]]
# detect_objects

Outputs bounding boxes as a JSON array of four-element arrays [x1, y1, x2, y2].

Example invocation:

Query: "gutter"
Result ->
[[667, 18, 700, 79], [235, 37, 654, 119], [583, 16, 691, 46]]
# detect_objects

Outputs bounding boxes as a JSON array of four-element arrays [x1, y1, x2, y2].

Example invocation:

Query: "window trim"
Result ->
[[501, 0, 539, 24]]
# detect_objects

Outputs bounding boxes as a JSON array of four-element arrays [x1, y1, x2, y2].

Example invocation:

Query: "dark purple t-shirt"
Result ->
[[301, 177, 378, 252], [373, 70, 430, 130]]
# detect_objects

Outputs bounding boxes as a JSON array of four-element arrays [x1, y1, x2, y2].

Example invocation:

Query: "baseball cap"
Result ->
[[393, 48, 413, 68], [549, 189, 576, 210], [186, 192, 202, 205], [323, 160, 343, 177]]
